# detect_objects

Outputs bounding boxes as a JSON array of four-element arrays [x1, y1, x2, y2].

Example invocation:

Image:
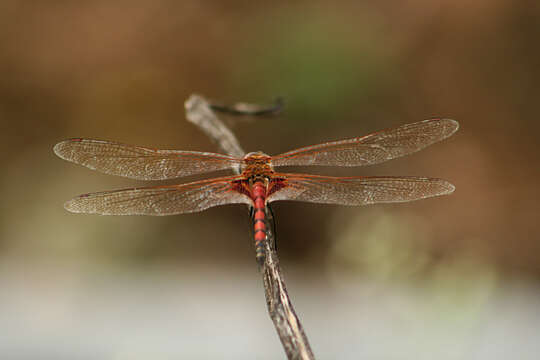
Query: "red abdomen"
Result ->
[[252, 181, 267, 264]]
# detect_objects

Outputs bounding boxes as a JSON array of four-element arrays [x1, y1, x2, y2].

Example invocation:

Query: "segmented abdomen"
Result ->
[[252, 181, 267, 264]]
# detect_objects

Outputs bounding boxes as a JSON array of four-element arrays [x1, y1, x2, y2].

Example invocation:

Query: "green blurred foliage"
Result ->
[[226, 8, 395, 125]]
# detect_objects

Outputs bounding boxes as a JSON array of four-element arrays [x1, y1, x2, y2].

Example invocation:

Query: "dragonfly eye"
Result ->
[[243, 151, 269, 159]]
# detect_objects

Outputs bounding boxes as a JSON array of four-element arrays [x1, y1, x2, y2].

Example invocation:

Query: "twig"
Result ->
[[184, 94, 315, 360], [209, 97, 284, 116], [261, 206, 316, 360], [185, 94, 245, 159]]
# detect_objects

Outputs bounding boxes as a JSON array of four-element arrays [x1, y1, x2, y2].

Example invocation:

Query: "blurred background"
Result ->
[[1, 1, 539, 359]]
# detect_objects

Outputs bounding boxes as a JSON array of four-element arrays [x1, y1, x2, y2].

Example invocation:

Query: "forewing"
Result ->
[[268, 174, 455, 205], [271, 118, 459, 167], [54, 139, 242, 180], [64, 176, 250, 215]]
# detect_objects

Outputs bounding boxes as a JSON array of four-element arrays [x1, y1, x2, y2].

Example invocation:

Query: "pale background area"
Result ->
[[1, 1, 539, 359]]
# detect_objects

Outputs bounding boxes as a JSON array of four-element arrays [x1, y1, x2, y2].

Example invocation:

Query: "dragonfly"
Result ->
[[54, 118, 459, 263]]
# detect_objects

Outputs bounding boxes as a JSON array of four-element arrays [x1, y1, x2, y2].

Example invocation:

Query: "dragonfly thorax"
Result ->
[[241, 151, 274, 178], [248, 174, 270, 186]]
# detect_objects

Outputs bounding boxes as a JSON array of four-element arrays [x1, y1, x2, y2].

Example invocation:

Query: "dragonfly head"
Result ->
[[243, 151, 270, 159]]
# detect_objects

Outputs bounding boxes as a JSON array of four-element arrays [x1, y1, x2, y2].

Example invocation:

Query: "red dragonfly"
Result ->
[[54, 118, 458, 263]]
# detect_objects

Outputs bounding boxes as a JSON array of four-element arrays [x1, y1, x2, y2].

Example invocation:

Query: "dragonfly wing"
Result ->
[[271, 118, 458, 167], [54, 139, 243, 180], [268, 173, 455, 205], [64, 176, 250, 215]]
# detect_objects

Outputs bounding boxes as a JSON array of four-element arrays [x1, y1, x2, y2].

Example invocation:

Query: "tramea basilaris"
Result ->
[[54, 118, 458, 263]]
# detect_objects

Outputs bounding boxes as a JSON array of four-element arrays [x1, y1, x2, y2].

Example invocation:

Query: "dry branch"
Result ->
[[184, 94, 315, 360]]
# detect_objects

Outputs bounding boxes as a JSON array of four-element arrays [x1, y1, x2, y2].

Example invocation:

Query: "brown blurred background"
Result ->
[[1, 1, 539, 359]]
